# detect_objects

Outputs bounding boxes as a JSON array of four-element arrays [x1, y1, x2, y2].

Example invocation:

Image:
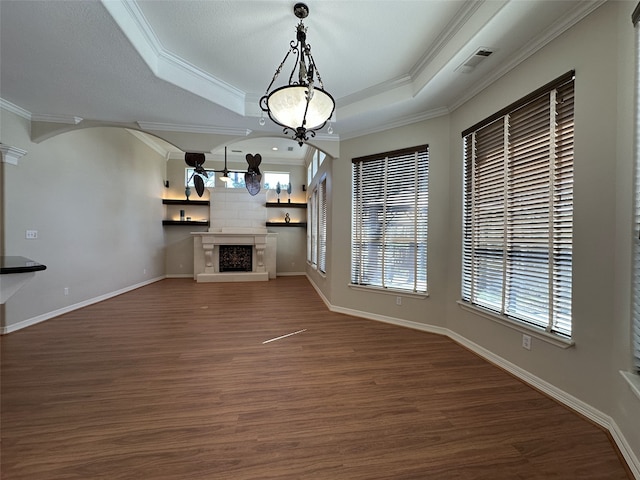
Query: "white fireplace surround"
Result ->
[[192, 189, 276, 282]]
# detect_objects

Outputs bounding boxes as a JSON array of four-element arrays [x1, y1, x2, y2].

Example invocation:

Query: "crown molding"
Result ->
[[100, 0, 246, 116], [449, 0, 606, 113], [410, 0, 487, 80], [339, 107, 450, 141], [0, 144, 28, 165], [126, 129, 172, 157], [0, 98, 31, 120], [136, 121, 251, 137], [31, 113, 83, 124]]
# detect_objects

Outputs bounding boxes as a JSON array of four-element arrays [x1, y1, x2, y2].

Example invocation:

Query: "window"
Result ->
[[308, 177, 327, 273], [185, 168, 215, 188], [310, 186, 318, 266], [318, 177, 327, 273], [263, 172, 290, 191], [351, 145, 429, 293], [461, 71, 575, 337], [632, 3, 640, 373]]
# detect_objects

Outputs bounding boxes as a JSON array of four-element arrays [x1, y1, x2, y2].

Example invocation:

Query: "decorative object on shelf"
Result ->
[[287, 183, 292, 203], [285, 213, 291, 223], [245, 153, 263, 196], [185, 185, 191, 201], [276, 182, 281, 203], [259, 2, 335, 146], [180, 209, 185, 221]]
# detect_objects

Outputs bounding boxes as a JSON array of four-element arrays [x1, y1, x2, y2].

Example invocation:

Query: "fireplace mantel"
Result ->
[[191, 228, 276, 282]]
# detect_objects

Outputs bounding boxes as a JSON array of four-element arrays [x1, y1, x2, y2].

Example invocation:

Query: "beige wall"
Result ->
[[330, 115, 451, 327], [1, 114, 167, 331], [315, 0, 639, 467], [448, 0, 637, 447]]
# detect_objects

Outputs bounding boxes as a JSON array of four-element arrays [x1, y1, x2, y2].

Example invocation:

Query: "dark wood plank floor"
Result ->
[[1, 277, 631, 479]]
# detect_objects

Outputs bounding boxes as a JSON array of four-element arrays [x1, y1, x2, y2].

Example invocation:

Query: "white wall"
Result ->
[[1, 113, 167, 331]]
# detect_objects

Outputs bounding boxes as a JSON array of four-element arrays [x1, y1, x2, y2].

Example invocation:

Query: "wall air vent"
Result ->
[[456, 47, 494, 73]]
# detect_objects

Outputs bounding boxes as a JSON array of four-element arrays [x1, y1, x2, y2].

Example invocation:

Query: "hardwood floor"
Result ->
[[1, 277, 631, 479]]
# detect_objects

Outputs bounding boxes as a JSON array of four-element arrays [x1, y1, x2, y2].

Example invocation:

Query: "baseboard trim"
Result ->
[[1, 276, 165, 335], [305, 276, 640, 478], [276, 272, 307, 276]]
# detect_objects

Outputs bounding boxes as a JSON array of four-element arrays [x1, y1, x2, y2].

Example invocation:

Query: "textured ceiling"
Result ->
[[0, 0, 604, 160]]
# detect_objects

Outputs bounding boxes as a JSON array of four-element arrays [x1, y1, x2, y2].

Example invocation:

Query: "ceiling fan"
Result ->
[[185, 147, 263, 197]]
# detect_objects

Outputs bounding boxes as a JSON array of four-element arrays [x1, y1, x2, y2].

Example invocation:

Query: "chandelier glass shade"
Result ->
[[260, 3, 335, 146]]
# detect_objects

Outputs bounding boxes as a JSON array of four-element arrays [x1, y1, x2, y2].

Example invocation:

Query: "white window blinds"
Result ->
[[462, 72, 574, 337], [632, 4, 640, 373], [351, 145, 428, 293], [318, 178, 327, 274]]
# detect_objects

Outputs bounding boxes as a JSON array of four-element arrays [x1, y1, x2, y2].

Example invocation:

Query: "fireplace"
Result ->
[[219, 245, 252, 272], [191, 227, 276, 282]]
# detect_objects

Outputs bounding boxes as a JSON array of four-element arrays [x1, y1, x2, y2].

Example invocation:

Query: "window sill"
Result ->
[[620, 371, 640, 402], [348, 283, 429, 299], [456, 300, 575, 349]]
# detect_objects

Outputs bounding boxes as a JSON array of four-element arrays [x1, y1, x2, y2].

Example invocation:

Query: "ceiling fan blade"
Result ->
[[193, 174, 205, 197], [245, 172, 262, 196]]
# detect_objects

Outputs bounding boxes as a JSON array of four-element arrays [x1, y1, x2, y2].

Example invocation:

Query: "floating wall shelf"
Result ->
[[162, 199, 210, 206], [265, 202, 306, 208], [162, 220, 210, 226], [266, 222, 307, 227], [162, 199, 210, 226]]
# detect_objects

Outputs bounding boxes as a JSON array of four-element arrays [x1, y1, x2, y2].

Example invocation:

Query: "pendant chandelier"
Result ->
[[259, 2, 335, 146]]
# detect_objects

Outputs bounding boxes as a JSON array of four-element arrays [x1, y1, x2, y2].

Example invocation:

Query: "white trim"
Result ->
[[100, 0, 246, 116], [339, 107, 449, 141], [457, 300, 575, 349], [449, 1, 605, 113], [0, 145, 28, 165], [348, 283, 428, 299], [126, 129, 171, 156], [31, 113, 83, 124], [621, 370, 640, 402], [165, 274, 193, 279], [276, 272, 307, 277], [1, 276, 165, 335], [136, 121, 251, 137], [0, 98, 32, 119], [306, 274, 639, 478]]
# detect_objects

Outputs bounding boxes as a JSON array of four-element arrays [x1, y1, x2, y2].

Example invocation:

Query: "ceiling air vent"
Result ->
[[456, 48, 494, 73]]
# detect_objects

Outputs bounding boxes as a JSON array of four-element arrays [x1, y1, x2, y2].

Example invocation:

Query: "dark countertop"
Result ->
[[1, 256, 47, 274]]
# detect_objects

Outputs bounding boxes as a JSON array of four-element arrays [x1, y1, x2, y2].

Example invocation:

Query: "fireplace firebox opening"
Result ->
[[219, 245, 253, 272]]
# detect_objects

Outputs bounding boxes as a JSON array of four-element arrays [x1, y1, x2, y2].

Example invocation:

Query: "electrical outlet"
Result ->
[[64, 287, 69, 296], [143, 268, 147, 275], [522, 334, 531, 350], [396, 296, 402, 306], [26, 230, 38, 239]]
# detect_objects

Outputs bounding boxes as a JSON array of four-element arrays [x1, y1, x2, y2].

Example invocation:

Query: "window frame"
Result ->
[[350, 145, 429, 295], [631, 3, 640, 374], [461, 71, 575, 340]]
